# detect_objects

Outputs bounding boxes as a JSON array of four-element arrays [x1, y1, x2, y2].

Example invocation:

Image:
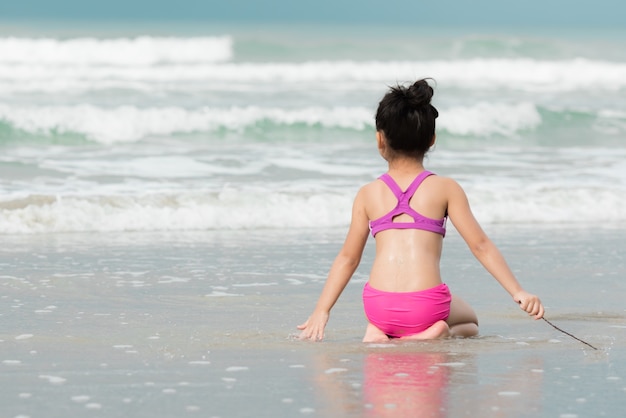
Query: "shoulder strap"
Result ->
[[378, 173, 403, 197], [403, 170, 433, 198]]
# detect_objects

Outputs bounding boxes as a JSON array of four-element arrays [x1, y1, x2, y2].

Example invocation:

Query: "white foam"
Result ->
[[71, 395, 91, 403], [2, 146, 626, 234], [441, 102, 541, 136], [324, 368, 348, 374], [0, 104, 374, 143], [0, 99, 620, 150], [39, 375, 67, 385], [0, 36, 232, 66], [205, 291, 243, 297], [10, 185, 604, 235], [435, 362, 466, 368], [0, 190, 353, 233], [232, 282, 278, 287], [157, 277, 190, 284], [0, 57, 623, 92], [15, 334, 34, 340], [225, 366, 249, 372], [0, 101, 580, 144]]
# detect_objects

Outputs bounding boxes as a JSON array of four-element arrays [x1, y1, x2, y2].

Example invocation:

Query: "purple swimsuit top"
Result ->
[[369, 171, 447, 238]]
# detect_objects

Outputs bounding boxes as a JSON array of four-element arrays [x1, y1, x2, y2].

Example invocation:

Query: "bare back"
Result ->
[[363, 173, 448, 292]]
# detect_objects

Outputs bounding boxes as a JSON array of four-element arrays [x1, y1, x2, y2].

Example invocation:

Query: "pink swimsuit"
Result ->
[[363, 283, 451, 338], [363, 171, 451, 337], [369, 170, 446, 238]]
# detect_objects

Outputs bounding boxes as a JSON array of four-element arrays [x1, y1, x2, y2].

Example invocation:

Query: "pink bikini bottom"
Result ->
[[363, 282, 451, 338]]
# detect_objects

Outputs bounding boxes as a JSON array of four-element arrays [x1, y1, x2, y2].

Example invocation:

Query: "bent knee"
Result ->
[[449, 323, 479, 338], [449, 294, 478, 325]]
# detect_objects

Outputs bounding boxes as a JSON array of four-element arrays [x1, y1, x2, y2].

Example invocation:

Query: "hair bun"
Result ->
[[405, 79, 434, 108]]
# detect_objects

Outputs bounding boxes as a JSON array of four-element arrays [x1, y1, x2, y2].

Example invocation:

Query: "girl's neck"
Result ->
[[387, 156, 425, 175]]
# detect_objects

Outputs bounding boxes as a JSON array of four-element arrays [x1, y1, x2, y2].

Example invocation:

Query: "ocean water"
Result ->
[[1, 23, 625, 234]]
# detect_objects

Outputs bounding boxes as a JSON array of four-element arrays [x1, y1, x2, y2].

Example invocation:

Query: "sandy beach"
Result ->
[[1, 226, 624, 417]]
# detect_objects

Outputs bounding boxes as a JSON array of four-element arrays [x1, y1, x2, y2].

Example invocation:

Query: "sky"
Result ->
[[0, 0, 625, 27]]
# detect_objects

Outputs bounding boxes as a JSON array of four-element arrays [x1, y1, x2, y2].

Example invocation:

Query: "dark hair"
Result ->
[[375, 78, 439, 158]]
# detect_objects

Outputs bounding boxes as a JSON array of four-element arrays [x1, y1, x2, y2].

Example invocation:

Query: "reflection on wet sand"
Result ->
[[309, 344, 545, 417], [363, 351, 449, 417]]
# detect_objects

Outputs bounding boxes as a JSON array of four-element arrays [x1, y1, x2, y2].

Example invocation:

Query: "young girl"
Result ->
[[297, 79, 544, 342]]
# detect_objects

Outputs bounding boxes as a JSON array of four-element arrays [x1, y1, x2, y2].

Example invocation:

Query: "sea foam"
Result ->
[[0, 102, 548, 143], [0, 58, 624, 92], [0, 36, 233, 65], [2, 182, 626, 234]]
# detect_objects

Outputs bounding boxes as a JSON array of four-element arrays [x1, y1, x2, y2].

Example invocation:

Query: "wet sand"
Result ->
[[1, 227, 625, 417]]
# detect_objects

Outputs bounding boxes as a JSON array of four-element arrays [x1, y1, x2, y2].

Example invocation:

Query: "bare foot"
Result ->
[[362, 323, 390, 343], [399, 320, 450, 341]]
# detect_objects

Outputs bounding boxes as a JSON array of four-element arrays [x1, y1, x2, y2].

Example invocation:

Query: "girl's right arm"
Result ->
[[445, 178, 544, 319], [297, 188, 370, 341]]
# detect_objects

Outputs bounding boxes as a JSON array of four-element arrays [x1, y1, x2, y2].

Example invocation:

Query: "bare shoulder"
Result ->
[[357, 178, 383, 198], [427, 175, 471, 218], [428, 175, 466, 197], [354, 178, 385, 219], [431, 174, 462, 188]]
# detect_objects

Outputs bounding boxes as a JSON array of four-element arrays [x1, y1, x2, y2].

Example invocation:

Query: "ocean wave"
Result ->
[[2, 185, 625, 234], [3, 101, 623, 143], [0, 191, 354, 234], [0, 102, 549, 143], [0, 36, 233, 65], [0, 58, 624, 93], [441, 102, 541, 136], [0, 104, 373, 143]]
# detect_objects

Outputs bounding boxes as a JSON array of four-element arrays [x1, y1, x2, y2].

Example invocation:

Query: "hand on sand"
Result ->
[[297, 311, 329, 341], [514, 291, 544, 319]]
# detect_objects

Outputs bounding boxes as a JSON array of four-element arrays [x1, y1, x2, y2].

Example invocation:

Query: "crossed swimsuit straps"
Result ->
[[368, 170, 447, 238]]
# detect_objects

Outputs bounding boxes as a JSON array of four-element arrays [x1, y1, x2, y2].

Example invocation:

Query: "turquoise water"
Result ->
[[1, 21, 625, 234]]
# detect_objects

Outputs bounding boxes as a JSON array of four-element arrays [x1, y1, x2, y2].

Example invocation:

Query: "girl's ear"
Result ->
[[376, 131, 384, 150], [376, 131, 390, 160], [430, 134, 437, 147]]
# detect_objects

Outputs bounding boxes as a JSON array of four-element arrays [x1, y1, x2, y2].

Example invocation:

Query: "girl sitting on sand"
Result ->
[[298, 78, 544, 342]]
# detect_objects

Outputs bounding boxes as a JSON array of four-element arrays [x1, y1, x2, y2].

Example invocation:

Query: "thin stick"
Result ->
[[542, 317, 598, 350]]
